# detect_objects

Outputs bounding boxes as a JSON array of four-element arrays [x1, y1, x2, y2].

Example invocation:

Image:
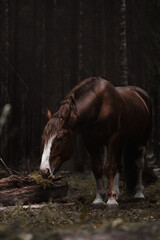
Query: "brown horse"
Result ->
[[40, 77, 152, 206]]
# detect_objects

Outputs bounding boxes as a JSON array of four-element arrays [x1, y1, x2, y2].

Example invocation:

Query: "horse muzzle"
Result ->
[[40, 168, 51, 179], [50, 157, 62, 175]]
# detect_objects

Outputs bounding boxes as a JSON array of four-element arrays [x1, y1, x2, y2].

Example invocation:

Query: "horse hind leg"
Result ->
[[114, 172, 120, 200], [134, 147, 145, 199]]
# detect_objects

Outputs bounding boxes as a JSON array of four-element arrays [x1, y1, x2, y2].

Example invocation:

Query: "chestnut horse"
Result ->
[[40, 77, 152, 206]]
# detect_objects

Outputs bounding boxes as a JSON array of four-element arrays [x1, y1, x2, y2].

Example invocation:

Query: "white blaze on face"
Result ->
[[40, 136, 55, 173]]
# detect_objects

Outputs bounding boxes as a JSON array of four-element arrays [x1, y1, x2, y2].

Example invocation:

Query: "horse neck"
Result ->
[[70, 94, 98, 132]]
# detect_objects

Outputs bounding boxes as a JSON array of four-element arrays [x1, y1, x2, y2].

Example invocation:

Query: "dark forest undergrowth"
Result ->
[[1, 171, 160, 239]]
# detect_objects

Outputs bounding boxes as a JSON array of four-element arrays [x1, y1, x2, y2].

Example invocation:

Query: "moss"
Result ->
[[29, 171, 63, 189], [29, 171, 54, 189]]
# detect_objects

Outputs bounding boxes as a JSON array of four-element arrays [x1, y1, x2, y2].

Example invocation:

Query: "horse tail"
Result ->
[[141, 94, 157, 185], [142, 99, 158, 185], [136, 87, 153, 142], [121, 89, 154, 193]]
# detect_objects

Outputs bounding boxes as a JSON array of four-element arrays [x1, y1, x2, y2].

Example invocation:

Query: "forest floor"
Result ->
[[1, 170, 160, 239]]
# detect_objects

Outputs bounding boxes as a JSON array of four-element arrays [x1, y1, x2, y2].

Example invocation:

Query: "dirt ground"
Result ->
[[0, 171, 160, 240]]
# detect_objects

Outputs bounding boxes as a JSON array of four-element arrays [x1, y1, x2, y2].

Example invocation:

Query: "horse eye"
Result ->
[[57, 137, 63, 143]]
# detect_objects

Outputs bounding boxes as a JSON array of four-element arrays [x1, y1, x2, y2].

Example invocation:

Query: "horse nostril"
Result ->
[[40, 168, 50, 179]]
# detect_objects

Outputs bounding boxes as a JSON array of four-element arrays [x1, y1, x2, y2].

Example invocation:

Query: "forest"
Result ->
[[0, 1, 160, 240], [0, 0, 160, 172]]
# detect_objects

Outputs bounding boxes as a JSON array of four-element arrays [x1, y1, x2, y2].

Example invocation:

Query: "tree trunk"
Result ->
[[0, 175, 68, 206], [119, 0, 128, 86]]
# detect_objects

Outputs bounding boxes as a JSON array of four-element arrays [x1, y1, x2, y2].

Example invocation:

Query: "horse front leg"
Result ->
[[104, 138, 120, 206], [114, 172, 120, 200], [134, 147, 145, 199], [105, 146, 121, 201], [87, 145, 106, 205], [93, 177, 106, 205], [105, 159, 118, 206]]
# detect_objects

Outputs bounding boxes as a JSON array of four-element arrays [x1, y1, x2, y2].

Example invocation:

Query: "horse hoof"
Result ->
[[92, 199, 106, 206], [107, 198, 118, 207], [134, 192, 145, 199], [92, 193, 106, 206]]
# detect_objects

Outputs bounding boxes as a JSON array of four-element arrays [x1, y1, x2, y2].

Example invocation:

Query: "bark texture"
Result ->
[[0, 175, 68, 206]]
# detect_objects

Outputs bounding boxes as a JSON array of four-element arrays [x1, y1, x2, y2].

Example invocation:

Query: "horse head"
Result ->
[[40, 106, 74, 179]]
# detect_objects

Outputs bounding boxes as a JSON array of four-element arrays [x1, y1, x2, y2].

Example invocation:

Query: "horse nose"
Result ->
[[40, 168, 50, 179]]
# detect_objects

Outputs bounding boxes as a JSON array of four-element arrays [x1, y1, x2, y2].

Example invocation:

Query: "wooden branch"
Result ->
[[0, 157, 12, 176], [0, 202, 75, 211], [0, 104, 11, 135], [0, 175, 68, 206]]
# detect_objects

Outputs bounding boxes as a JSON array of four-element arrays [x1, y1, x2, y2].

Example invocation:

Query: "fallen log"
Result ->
[[0, 175, 68, 206]]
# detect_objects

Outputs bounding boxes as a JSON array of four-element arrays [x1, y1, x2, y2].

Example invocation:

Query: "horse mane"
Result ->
[[66, 77, 102, 101], [42, 92, 78, 144], [42, 77, 103, 144]]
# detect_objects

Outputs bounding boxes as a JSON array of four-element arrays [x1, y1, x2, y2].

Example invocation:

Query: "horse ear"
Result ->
[[46, 108, 52, 120]]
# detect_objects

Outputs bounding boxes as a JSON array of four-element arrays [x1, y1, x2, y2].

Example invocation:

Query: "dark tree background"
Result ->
[[0, 0, 160, 172]]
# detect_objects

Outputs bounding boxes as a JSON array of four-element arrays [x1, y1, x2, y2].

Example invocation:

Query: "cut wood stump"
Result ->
[[0, 175, 68, 206]]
